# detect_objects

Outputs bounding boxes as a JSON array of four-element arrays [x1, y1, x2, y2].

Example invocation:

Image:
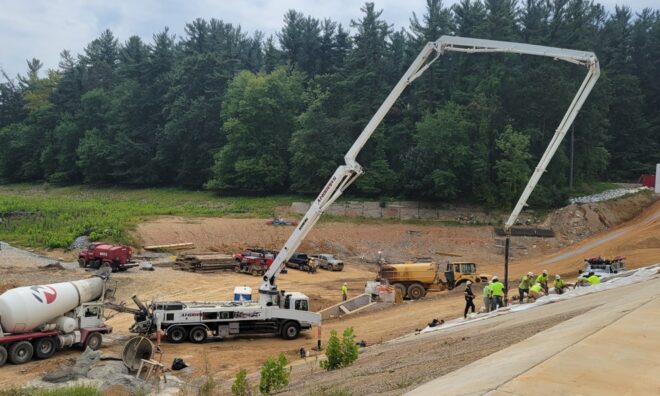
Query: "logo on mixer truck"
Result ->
[[29, 285, 57, 304]]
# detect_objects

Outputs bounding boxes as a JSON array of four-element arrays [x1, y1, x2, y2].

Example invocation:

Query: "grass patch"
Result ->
[[0, 184, 300, 249], [0, 385, 102, 396]]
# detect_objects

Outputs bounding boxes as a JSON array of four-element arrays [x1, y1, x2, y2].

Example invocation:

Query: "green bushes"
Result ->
[[259, 353, 290, 395], [320, 327, 359, 371], [0, 385, 102, 396], [232, 368, 251, 396]]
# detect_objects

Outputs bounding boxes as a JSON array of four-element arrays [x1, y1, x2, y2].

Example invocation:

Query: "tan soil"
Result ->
[[0, 194, 657, 389]]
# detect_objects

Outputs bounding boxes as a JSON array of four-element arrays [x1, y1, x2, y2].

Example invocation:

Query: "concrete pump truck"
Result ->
[[125, 36, 598, 342]]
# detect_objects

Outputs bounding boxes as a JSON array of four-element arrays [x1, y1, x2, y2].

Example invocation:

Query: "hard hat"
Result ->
[[543, 269, 548, 275], [466, 281, 472, 285], [343, 282, 347, 285], [492, 275, 498, 281], [555, 274, 561, 279], [527, 272, 533, 276]]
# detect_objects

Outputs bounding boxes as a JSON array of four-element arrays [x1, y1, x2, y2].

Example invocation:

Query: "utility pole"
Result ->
[[569, 125, 575, 190], [504, 237, 510, 305]]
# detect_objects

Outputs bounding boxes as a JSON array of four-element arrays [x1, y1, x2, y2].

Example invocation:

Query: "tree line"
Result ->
[[0, 0, 658, 208]]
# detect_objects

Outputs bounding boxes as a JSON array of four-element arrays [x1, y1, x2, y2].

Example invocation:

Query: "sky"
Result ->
[[0, 0, 656, 79]]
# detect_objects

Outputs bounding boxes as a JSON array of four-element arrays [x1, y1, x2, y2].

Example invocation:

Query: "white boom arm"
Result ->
[[259, 36, 599, 306]]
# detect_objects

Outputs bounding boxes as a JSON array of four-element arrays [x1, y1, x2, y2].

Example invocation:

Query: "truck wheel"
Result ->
[[78, 258, 87, 268], [251, 269, 259, 276], [9, 341, 33, 364], [84, 332, 103, 351], [167, 326, 187, 343], [234, 265, 240, 272], [0, 345, 7, 367], [393, 283, 407, 299], [34, 337, 56, 359], [189, 326, 207, 343], [327, 264, 333, 271], [280, 322, 300, 340], [408, 283, 426, 300], [93, 259, 102, 269]]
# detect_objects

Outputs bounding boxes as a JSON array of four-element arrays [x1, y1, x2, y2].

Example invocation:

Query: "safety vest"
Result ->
[[587, 275, 600, 285], [536, 274, 548, 284], [530, 283, 542, 293], [490, 281, 504, 297], [519, 275, 530, 289], [341, 285, 348, 294], [483, 284, 491, 297], [553, 279, 565, 289]]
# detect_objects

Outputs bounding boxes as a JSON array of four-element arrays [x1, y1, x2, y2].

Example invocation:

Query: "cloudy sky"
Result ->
[[0, 0, 654, 78]]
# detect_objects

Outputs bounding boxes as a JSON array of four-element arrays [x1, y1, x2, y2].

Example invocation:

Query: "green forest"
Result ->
[[0, 0, 658, 208]]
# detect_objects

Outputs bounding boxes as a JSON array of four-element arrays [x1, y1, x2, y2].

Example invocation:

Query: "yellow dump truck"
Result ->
[[379, 261, 490, 299]]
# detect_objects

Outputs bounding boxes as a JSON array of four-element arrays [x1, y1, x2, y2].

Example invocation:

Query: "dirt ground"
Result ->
[[0, 194, 658, 389]]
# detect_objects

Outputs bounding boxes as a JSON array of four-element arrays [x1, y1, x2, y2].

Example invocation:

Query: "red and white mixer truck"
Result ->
[[0, 274, 112, 366]]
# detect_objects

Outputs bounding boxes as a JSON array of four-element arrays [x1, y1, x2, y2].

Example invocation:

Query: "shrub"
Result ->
[[259, 353, 290, 395], [320, 327, 359, 371], [232, 368, 251, 396]]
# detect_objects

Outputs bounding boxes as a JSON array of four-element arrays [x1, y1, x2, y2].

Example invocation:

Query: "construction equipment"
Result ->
[[0, 272, 112, 366], [583, 256, 625, 278], [267, 218, 298, 226], [495, 39, 599, 299], [78, 243, 138, 272], [377, 261, 490, 299], [233, 249, 285, 276]]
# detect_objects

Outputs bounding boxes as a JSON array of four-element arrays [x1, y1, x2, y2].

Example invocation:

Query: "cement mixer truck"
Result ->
[[0, 274, 112, 367]]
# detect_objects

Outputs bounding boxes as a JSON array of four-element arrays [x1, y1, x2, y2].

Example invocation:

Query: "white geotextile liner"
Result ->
[[569, 187, 649, 204], [419, 264, 660, 334]]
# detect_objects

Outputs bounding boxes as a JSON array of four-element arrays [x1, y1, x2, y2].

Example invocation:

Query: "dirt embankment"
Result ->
[[132, 191, 657, 269], [544, 191, 657, 243], [134, 218, 505, 265]]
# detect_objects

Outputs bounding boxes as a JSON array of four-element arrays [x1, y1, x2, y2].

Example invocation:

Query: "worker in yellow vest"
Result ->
[[535, 270, 549, 293], [341, 282, 348, 301], [518, 272, 533, 303], [553, 274, 567, 294], [483, 281, 492, 313], [489, 276, 505, 311], [529, 282, 544, 300], [586, 272, 601, 285]]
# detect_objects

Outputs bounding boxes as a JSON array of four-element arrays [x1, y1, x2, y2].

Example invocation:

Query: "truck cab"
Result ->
[[282, 292, 310, 312], [445, 262, 490, 287]]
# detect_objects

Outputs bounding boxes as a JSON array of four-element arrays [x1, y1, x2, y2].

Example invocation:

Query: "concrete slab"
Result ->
[[496, 297, 660, 396], [407, 277, 660, 396]]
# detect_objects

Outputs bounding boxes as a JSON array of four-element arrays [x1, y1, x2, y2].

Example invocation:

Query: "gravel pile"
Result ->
[[69, 235, 90, 250], [569, 187, 648, 204]]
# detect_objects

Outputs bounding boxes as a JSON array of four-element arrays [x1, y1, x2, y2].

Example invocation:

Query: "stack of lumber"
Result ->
[[144, 242, 195, 251], [173, 254, 236, 272]]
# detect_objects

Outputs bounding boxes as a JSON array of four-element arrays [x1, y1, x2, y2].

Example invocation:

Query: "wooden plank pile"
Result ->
[[173, 254, 237, 272], [144, 242, 195, 251]]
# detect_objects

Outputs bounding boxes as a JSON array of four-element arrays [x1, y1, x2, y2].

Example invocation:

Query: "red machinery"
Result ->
[[78, 243, 138, 272], [639, 174, 656, 189], [233, 248, 285, 276]]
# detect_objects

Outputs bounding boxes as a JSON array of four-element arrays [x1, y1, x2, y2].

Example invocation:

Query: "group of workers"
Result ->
[[463, 269, 602, 318]]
